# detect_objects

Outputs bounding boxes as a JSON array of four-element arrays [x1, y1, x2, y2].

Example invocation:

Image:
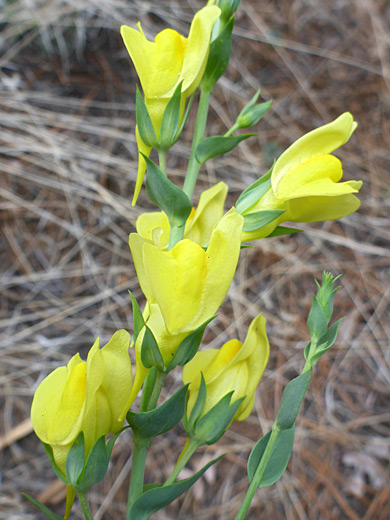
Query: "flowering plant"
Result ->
[[26, 2, 362, 519]]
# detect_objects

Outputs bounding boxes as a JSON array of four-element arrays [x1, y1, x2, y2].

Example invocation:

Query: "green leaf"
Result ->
[[173, 91, 195, 142], [42, 442, 69, 484], [201, 17, 234, 92], [128, 291, 144, 342], [166, 316, 216, 371], [247, 425, 295, 487], [235, 167, 273, 213], [141, 325, 165, 371], [218, 0, 241, 23], [76, 436, 106, 492], [144, 155, 192, 228], [136, 86, 159, 148], [186, 373, 207, 433], [194, 392, 244, 445], [266, 226, 302, 238], [22, 494, 64, 520], [275, 370, 312, 430], [196, 134, 256, 164], [129, 456, 223, 520], [307, 295, 328, 341], [309, 318, 343, 365], [243, 209, 285, 232], [65, 432, 85, 487], [159, 81, 183, 151], [127, 385, 189, 438]]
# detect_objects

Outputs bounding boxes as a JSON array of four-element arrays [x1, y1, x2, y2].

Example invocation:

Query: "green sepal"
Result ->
[[196, 133, 257, 164], [65, 432, 85, 487], [141, 325, 165, 371], [307, 318, 343, 365], [128, 290, 144, 342], [242, 209, 285, 232], [266, 226, 302, 238], [247, 425, 295, 487], [140, 366, 158, 412], [136, 86, 159, 148], [41, 442, 69, 484], [76, 430, 122, 492], [275, 370, 312, 431], [159, 81, 183, 151], [128, 456, 223, 520], [201, 17, 234, 92], [184, 373, 207, 433], [307, 295, 328, 342], [22, 494, 64, 520], [144, 155, 192, 229], [166, 316, 216, 371], [235, 166, 273, 214], [194, 392, 244, 445], [127, 385, 189, 438], [218, 0, 241, 23]]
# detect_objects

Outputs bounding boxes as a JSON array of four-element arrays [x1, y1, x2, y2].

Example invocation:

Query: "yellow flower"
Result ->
[[31, 330, 132, 474], [183, 314, 269, 422], [129, 209, 243, 336], [241, 112, 363, 240], [121, 5, 221, 204], [135, 181, 228, 248]]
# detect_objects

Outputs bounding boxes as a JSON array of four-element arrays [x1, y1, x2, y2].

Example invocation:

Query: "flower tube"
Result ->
[[241, 112, 363, 240], [31, 330, 132, 474], [121, 5, 220, 203], [183, 313, 269, 422]]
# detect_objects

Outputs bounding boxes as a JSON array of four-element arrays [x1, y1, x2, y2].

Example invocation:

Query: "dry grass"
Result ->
[[1, 0, 389, 519]]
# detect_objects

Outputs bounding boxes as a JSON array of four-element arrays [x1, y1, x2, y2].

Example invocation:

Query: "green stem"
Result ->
[[168, 224, 185, 250], [147, 369, 167, 411], [164, 439, 200, 486], [126, 434, 150, 519], [183, 88, 211, 200], [224, 122, 239, 137], [234, 427, 280, 520], [78, 492, 94, 520], [158, 149, 167, 175]]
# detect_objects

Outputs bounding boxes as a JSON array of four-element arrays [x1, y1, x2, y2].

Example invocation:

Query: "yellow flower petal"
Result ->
[[287, 192, 361, 222]]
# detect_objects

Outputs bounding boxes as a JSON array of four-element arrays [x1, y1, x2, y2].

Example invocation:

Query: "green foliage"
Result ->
[[201, 17, 234, 92], [195, 133, 256, 164], [266, 226, 302, 238], [128, 456, 223, 520], [42, 442, 69, 484], [242, 209, 285, 232], [235, 166, 273, 213], [65, 432, 85, 487], [127, 385, 189, 438], [128, 291, 144, 342], [236, 90, 272, 130], [22, 494, 63, 520], [159, 82, 183, 151], [247, 426, 295, 487], [166, 316, 216, 371], [140, 325, 165, 370], [135, 87, 159, 148], [144, 155, 192, 229], [275, 370, 312, 430]]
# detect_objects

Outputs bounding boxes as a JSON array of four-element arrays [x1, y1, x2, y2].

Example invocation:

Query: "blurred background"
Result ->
[[1, 0, 389, 518]]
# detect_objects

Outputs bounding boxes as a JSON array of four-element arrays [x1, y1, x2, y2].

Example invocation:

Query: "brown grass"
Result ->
[[1, 0, 389, 519]]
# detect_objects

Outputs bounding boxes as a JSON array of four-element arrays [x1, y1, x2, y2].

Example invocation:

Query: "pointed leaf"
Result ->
[[144, 155, 192, 228], [243, 209, 285, 232], [309, 318, 343, 365], [186, 373, 207, 433], [65, 432, 85, 487], [129, 456, 223, 520], [127, 384, 189, 438], [136, 87, 159, 148], [129, 291, 144, 342], [23, 494, 64, 520], [166, 316, 216, 371], [159, 81, 183, 151], [196, 134, 256, 164], [42, 442, 69, 484], [266, 226, 302, 238], [141, 325, 165, 370], [235, 167, 273, 213], [201, 17, 234, 92], [247, 425, 295, 487], [174, 92, 195, 142], [307, 295, 328, 341], [275, 370, 312, 430], [77, 435, 108, 492]]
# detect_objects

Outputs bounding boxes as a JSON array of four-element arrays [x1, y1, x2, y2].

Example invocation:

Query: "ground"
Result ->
[[1, 0, 390, 519]]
